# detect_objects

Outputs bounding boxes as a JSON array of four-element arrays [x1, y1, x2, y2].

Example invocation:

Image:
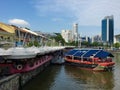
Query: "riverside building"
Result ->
[[102, 15, 114, 45]]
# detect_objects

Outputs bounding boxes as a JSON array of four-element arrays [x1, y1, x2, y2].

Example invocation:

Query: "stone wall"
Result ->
[[0, 74, 20, 90]]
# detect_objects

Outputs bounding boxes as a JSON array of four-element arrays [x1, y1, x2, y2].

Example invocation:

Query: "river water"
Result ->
[[23, 53, 120, 90]]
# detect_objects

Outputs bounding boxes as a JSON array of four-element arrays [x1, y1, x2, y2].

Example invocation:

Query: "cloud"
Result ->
[[74, 0, 120, 27], [34, 0, 120, 29], [8, 18, 30, 26]]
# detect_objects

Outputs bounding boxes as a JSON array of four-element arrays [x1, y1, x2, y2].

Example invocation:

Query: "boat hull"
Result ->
[[10, 56, 53, 74], [65, 59, 114, 72], [0, 55, 53, 75]]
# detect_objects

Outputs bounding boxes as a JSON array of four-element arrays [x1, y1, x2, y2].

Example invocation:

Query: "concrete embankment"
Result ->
[[0, 74, 20, 90]]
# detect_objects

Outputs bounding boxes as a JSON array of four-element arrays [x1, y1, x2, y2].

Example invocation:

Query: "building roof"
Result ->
[[0, 22, 15, 33], [0, 22, 47, 37], [21, 28, 38, 36]]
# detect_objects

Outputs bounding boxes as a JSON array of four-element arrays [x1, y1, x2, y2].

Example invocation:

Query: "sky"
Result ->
[[0, 0, 120, 37]]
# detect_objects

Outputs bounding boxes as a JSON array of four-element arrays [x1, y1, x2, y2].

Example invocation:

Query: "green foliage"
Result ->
[[50, 33, 66, 46], [27, 42, 33, 47], [27, 41, 40, 47], [65, 41, 79, 47], [90, 42, 103, 47], [91, 42, 99, 46], [81, 41, 89, 46], [113, 43, 120, 48], [66, 41, 104, 47], [34, 41, 40, 47]]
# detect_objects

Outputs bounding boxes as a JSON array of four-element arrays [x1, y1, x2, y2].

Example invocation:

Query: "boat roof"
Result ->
[[65, 49, 114, 58]]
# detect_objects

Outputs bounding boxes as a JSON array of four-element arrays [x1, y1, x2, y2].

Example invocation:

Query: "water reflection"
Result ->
[[112, 53, 120, 90], [64, 65, 114, 90], [23, 66, 62, 90]]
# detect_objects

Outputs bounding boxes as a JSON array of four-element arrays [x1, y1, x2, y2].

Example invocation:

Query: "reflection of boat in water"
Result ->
[[64, 65, 114, 89], [64, 49, 115, 71]]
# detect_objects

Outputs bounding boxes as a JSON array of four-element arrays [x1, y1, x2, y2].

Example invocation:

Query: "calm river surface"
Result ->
[[23, 53, 120, 90]]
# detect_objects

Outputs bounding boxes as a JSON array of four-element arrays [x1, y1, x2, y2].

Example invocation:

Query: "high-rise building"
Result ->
[[80, 36, 90, 42], [61, 30, 72, 43], [73, 23, 78, 34], [102, 15, 114, 45], [73, 23, 78, 41], [61, 23, 79, 43], [91, 35, 102, 43]]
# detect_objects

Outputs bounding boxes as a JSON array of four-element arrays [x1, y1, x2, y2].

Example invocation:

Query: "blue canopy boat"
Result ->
[[64, 49, 115, 71]]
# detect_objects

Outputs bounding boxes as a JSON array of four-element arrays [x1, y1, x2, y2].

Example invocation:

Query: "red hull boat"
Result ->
[[64, 49, 115, 71]]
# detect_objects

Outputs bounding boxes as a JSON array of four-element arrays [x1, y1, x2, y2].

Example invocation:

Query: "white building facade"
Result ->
[[114, 34, 120, 43], [72, 23, 78, 42], [61, 23, 79, 43], [91, 35, 102, 43], [61, 30, 72, 43]]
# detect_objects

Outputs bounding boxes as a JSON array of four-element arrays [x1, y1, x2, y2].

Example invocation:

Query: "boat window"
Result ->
[[0, 60, 5, 63], [0, 56, 4, 60], [36, 61, 38, 65], [88, 59, 92, 62], [29, 62, 34, 67], [6, 60, 12, 63], [84, 58, 87, 61], [68, 56, 72, 59], [28, 59, 34, 67]]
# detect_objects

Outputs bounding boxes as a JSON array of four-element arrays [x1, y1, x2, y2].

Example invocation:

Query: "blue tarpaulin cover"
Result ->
[[65, 49, 114, 58]]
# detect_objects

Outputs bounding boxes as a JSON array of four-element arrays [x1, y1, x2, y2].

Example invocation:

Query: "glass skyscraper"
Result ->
[[102, 15, 114, 45]]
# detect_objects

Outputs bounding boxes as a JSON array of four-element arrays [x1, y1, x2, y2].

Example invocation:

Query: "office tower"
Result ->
[[73, 23, 78, 41], [102, 15, 114, 45], [73, 23, 78, 34]]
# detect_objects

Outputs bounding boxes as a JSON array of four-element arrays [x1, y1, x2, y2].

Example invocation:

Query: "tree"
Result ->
[[81, 41, 89, 46], [113, 43, 120, 48], [50, 33, 66, 46], [92, 42, 99, 46], [27, 41, 40, 47]]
